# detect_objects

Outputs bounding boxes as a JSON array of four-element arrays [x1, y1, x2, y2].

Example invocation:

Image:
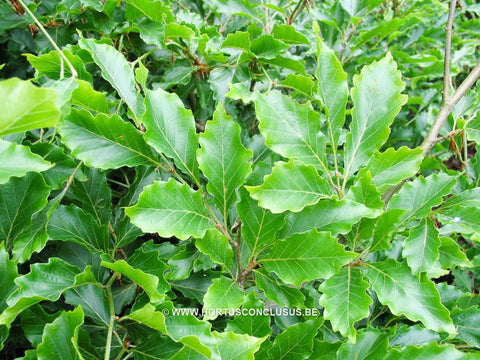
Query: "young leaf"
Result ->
[[203, 277, 244, 320], [59, 109, 159, 169], [319, 267, 372, 343], [143, 88, 199, 181], [246, 159, 331, 213], [402, 218, 441, 277], [195, 229, 235, 270], [225, 291, 272, 338], [365, 147, 423, 192], [366, 260, 456, 334], [343, 53, 407, 181], [253, 268, 305, 308], [197, 104, 253, 222], [48, 204, 110, 253], [78, 37, 144, 123], [260, 229, 357, 286], [237, 188, 286, 258], [316, 40, 348, 147], [267, 319, 323, 360], [36, 307, 84, 360], [281, 199, 381, 237], [387, 173, 456, 224], [0, 139, 52, 184], [0, 78, 60, 136], [0, 172, 50, 253], [126, 178, 215, 240], [253, 90, 328, 173]]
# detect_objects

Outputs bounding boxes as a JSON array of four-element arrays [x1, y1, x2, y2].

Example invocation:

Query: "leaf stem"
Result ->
[[104, 272, 119, 360], [17, 0, 77, 78], [287, 0, 308, 25]]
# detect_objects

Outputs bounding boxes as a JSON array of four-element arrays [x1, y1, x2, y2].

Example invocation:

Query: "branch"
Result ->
[[442, 0, 457, 104], [287, 0, 308, 25]]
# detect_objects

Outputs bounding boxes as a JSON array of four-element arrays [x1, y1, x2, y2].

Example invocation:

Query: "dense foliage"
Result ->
[[1, 0, 480, 359]]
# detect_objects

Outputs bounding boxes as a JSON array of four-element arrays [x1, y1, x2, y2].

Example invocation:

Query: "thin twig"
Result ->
[[17, 0, 78, 78], [287, 0, 308, 25], [443, 0, 457, 104]]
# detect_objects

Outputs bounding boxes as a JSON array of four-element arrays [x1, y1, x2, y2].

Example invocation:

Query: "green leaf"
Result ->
[[143, 88, 199, 181], [250, 34, 287, 59], [165, 23, 196, 41], [78, 37, 144, 123], [366, 260, 456, 334], [131, 333, 182, 360], [346, 170, 384, 209], [36, 307, 84, 360], [316, 40, 348, 147], [0, 139, 52, 184], [451, 306, 480, 348], [253, 90, 327, 172], [225, 291, 272, 337], [197, 104, 252, 222], [195, 229, 234, 270], [343, 53, 407, 180], [336, 329, 389, 360], [281, 199, 381, 237], [203, 277, 244, 320], [25, 49, 92, 82], [64, 284, 109, 326], [271, 24, 309, 45], [260, 229, 357, 286], [59, 108, 159, 169], [237, 187, 286, 258], [319, 267, 372, 343], [125, 0, 173, 23], [0, 258, 83, 326], [0, 172, 50, 253], [71, 79, 110, 114], [280, 74, 314, 98], [385, 342, 471, 360], [465, 112, 480, 144], [0, 78, 60, 136], [402, 218, 441, 276], [369, 209, 407, 253], [253, 268, 305, 308], [438, 237, 472, 269], [126, 178, 214, 240], [20, 305, 60, 347], [387, 173, 456, 224], [366, 147, 423, 192], [101, 256, 166, 303], [48, 204, 110, 253], [246, 159, 331, 213], [123, 303, 166, 333], [171, 271, 217, 304], [0, 247, 18, 314], [222, 31, 251, 52], [267, 319, 322, 360], [214, 331, 266, 360]]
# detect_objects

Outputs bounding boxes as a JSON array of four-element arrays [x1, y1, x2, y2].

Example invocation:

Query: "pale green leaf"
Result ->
[[366, 147, 423, 192], [438, 237, 472, 269], [385, 342, 471, 360], [253, 268, 305, 308], [0, 172, 50, 253], [48, 204, 110, 253], [126, 178, 214, 240], [124, 0, 173, 22], [143, 88, 199, 181], [222, 31, 251, 52], [59, 108, 159, 169], [78, 37, 144, 123], [402, 218, 441, 276], [246, 159, 331, 213], [465, 113, 480, 144], [195, 229, 235, 270], [36, 307, 84, 360], [253, 90, 327, 172], [250, 34, 287, 59], [281, 199, 382, 237], [268, 319, 323, 360], [271, 24, 309, 44], [203, 277, 244, 320], [197, 104, 252, 221], [336, 329, 389, 360], [165, 23, 196, 40], [316, 40, 348, 147], [71, 79, 110, 114], [0, 247, 18, 314], [280, 74, 314, 98], [366, 260, 456, 334], [387, 173, 456, 224], [344, 53, 407, 180], [123, 303, 166, 333], [237, 187, 286, 258], [319, 267, 372, 343], [225, 291, 271, 337], [0, 139, 52, 184], [214, 331, 266, 360], [260, 229, 357, 286], [346, 170, 384, 209], [0, 78, 60, 136]]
